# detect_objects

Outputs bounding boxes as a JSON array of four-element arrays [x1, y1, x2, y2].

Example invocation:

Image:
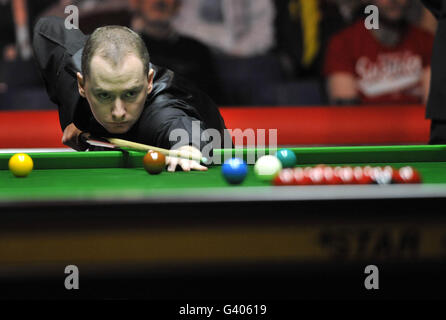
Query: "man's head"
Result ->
[[78, 26, 154, 134], [373, 0, 409, 23]]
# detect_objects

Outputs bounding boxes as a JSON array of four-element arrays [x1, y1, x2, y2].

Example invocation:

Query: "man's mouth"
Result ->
[[109, 122, 129, 125]]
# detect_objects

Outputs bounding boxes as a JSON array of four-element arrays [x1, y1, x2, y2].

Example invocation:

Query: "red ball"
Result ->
[[362, 166, 374, 177], [354, 167, 373, 184], [332, 167, 344, 184], [293, 167, 312, 185], [322, 167, 337, 185], [273, 169, 295, 186], [392, 168, 404, 184], [337, 167, 355, 184], [399, 166, 421, 184], [143, 150, 166, 174], [308, 167, 325, 185]]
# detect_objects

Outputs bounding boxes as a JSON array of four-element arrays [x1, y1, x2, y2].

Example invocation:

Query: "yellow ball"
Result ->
[[8, 153, 33, 177]]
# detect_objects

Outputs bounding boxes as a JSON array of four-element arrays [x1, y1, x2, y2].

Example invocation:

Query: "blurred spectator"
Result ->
[[1, 0, 132, 110], [128, 0, 222, 103], [274, 0, 347, 79], [331, 0, 437, 34], [327, 0, 436, 32], [173, 0, 283, 105], [1, 0, 57, 64], [173, 0, 275, 57], [324, 0, 434, 105], [0, 0, 58, 109]]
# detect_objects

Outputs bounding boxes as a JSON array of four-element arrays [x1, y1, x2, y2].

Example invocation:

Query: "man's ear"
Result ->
[[147, 69, 155, 94], [77, 72, 86, 98]]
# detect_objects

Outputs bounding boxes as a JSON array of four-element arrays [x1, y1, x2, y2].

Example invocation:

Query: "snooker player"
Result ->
[[32, 16, 228, 171]]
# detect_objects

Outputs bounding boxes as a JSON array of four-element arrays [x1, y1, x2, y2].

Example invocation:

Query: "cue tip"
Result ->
[[201, 157, 210, 165]]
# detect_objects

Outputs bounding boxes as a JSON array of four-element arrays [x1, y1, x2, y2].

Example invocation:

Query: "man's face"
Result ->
[[77, 54, 154, 134], [374, 0, 409, 22], [137, 0, 179, 23]]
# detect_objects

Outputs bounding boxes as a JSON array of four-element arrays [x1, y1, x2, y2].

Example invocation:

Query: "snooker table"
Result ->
[[1, 145, 446, 300]]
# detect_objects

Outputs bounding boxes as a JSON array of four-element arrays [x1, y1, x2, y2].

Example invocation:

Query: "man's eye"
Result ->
[[125, 91, 136, 98], [98, 93, 111, 100]]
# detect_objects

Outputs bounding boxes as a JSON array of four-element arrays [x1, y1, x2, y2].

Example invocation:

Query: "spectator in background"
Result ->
[[128, 0, 221, 103], [331, 0, 437, 33], [1, 0, 57, 63], [173, 0, 275, 57], [0, 0, 58, 104], [324, 0, 433, 105], [274, 0, 347, 79], [173, 0, 283, 105]]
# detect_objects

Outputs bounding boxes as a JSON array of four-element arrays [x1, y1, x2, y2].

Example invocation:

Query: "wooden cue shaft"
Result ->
[[106, 138, 205, 162]]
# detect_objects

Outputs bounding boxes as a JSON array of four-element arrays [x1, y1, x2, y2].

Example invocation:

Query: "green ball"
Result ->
[[254, 155, 282, 181], [275, 149, 297, 168]]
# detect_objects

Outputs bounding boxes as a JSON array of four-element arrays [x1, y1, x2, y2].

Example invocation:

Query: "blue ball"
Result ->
[[222, 158, 248, 185], [275, 149, 297, 168]]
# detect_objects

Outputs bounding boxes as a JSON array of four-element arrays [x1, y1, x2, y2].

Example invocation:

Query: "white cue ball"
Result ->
[[254, 155, 283, 181]]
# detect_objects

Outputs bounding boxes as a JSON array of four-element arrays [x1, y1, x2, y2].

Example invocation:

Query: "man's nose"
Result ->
[[112, 99, 126, 121]]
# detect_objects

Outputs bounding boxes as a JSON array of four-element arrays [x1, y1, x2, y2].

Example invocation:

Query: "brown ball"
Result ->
[[143, 150, 166, 174]]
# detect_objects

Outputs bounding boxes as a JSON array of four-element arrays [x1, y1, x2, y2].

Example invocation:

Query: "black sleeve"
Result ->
[[32, 16, 87, 130]]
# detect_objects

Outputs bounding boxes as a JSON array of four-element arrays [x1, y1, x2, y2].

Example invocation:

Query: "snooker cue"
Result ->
[[106, 138, 208, 163]]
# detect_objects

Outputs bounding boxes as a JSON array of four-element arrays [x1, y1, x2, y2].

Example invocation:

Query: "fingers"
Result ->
[[180, 159, 191, 172], [189, 161, 208, 171], [166, 156, 179, 172], [166, 157, 208, 172], [178, 159, 208, 172]]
